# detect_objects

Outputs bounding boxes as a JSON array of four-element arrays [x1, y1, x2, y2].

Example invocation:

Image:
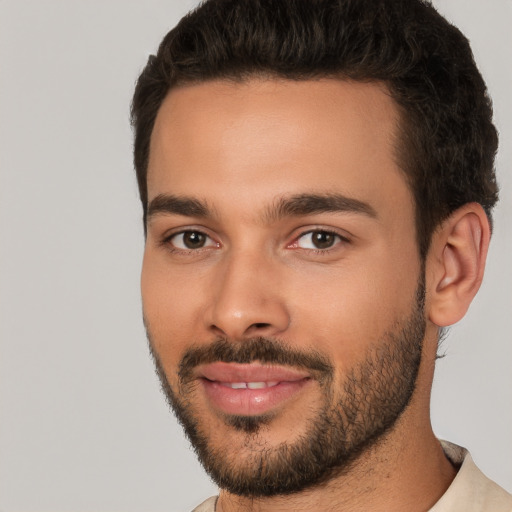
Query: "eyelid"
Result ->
[[288, 227, 351, 250], [161, 227, 219, 251], [158, 225, 350, 252]]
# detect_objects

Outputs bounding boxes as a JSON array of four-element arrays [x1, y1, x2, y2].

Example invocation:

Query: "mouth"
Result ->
[[217, 381, 279, 389], [195, 362, 312, 417]]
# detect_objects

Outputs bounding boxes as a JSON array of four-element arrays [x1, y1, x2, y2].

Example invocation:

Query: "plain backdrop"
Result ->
[[0, 1, 510, 511]]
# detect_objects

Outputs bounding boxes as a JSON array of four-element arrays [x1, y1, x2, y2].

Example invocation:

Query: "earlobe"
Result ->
[[427, 203, 490, 327]]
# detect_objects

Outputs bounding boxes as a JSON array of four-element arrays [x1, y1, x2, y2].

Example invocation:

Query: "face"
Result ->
[[142, 79, 425, 495]]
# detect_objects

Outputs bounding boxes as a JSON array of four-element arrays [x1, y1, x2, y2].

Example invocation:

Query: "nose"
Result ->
[[204, 251, 290, 340]]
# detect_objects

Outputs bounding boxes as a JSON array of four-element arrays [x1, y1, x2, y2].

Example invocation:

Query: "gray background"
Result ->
[[0, 1, 510, 510]]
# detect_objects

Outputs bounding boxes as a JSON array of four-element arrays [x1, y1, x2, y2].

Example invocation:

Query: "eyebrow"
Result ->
[[146, 192, 377, 223], [265, 193, 377, 222], [147, 194, 213, 220]]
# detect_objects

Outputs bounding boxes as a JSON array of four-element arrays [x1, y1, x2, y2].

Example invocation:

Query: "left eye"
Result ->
[[168, 230, 217, 250], [295, 230, 342, 250]]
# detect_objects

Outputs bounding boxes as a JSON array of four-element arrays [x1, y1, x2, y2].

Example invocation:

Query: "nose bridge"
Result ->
[[206, 246, 290, 339]]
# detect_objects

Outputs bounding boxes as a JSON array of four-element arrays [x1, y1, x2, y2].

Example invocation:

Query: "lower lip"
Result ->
[[200, 378, 310, 416]]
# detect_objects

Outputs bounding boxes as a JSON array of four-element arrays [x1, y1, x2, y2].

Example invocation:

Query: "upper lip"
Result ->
[[196, 362, 311, 383]]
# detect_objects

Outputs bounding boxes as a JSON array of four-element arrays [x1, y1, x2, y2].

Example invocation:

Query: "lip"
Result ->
[[197, 362, 311, 416]]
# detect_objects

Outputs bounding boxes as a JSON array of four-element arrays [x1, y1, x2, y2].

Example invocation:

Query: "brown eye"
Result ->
[[311, 231, 336, 249], [296, 230, 342, 250], [183, 231, 206, 248], [170, 230, 216, 250]]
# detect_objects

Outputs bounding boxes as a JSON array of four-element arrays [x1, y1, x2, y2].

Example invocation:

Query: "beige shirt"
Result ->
[[192, 441, 512, 512]]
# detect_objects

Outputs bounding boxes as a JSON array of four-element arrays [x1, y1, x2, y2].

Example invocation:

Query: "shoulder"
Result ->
[[191, 496, 218, 512], [429, 441, 512, 512]]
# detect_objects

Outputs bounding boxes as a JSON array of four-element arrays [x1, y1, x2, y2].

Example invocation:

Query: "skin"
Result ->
[[141, 78, 490, 511]]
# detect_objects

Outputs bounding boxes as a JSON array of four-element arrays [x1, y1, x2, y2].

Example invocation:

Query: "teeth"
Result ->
[[221, 381, 279, 389], [230, 382, 247, 389], [247, 382, 266, 389]]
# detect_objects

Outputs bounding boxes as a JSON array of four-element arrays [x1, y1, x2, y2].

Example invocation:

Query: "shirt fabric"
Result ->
[[191, 441, 512, 512]]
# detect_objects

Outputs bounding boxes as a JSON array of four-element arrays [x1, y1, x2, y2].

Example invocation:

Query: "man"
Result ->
[[131, 0, 512, 510]]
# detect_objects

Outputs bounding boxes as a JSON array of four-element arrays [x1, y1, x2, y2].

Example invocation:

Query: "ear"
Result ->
[[427, 203, 491, 327]]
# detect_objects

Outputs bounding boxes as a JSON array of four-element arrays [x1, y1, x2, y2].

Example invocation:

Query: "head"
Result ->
[[131, 0, 497, 499]]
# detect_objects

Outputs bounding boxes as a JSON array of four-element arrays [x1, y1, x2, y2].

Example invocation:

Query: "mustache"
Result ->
[[178, 337, 334, 384]]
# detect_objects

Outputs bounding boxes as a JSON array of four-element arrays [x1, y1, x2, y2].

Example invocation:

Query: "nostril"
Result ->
[[252, 323, 271, 329]]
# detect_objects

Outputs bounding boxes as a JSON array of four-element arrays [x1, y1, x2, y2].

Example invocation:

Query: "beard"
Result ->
[[145, 278, 426, 497]]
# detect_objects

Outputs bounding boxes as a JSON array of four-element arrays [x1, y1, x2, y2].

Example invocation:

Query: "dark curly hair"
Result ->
[[131, 0, 498, 258]]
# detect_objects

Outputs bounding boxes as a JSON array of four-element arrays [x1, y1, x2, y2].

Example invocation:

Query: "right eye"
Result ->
[[167, 230, 218, 250]]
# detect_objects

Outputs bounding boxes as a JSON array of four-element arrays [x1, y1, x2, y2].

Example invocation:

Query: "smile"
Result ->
[[196, 362, 312, 416], [219, 381, 279, 389]]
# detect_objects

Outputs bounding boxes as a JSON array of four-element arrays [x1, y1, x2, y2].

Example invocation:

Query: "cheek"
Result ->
[[286, 248, 420, 366], [141, 250, 208, 368]]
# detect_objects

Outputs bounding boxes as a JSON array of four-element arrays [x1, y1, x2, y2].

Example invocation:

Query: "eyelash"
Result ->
[[290, 229, 349, 254], [160, 228, 350, 255], [161, 230, 218, 254]]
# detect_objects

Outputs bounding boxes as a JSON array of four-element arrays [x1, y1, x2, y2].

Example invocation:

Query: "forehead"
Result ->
[[147, 78, 411, 220]]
